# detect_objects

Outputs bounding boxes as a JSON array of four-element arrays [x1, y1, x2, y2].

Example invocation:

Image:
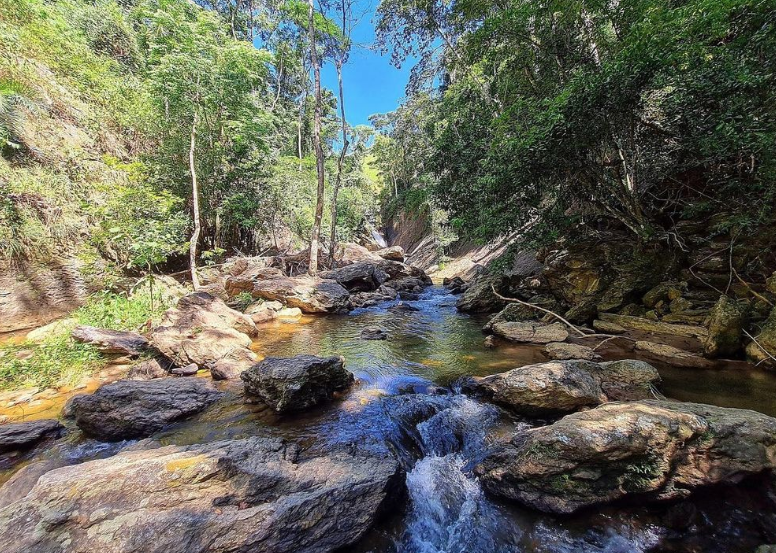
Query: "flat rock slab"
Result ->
[[544, 342, 600, 361], [0, 419, 64, 454], [476, 400, 776, 514], [492, 321, 569, 344], [242, 355, 354, 413], [0, 437, 401, 553], [598, 312, 707, 339], [465, 359, 661, 416], [635, 340, 716, 369], [71, 325, 150, 356], [65, 378, 222, 441]]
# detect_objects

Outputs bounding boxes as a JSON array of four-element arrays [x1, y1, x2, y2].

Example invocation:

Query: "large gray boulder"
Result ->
[[320, 262, 389, 292], [241, 355, 354, 413], [464, 359, 660, 416], [71, 325, 151, 356], [65, 378, 222, 441], [455, 273, 506, 313], [0, 437, 402, 553], [0, 419, 63, 454], [149, 292, 258, 377], [476, 400, 776, 514], [252, 276, 351, 313]]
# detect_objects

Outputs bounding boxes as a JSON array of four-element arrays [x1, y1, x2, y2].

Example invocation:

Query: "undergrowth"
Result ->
[[0, 285, 175, 391]]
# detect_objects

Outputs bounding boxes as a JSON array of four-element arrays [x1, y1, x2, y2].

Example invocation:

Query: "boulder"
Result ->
[[476, 400, 776, 514], [171, 363, 199, 376], [245, 300, 285, 323], [544, 342, 600, 361], [198, 282, 229, 301], [746, 307, 776, 367], [242, 355, 354, 413], [455, 273, 506, 313], [0, 419, 63, 454], [383, 276, 426, 292], [126, 358, 169, 380], [635, 341, 716, 369], [149, 292, 258, 375], [361, 327, 388, 340], [597, 312, 707, 339], [388, 303, 419, 313], [491, 321, 569, 344], [252, 276, 351, 313], [65, 378, 222, 441], [643, 282, 686, 308], [224, 265, 285, 297], [375, 246, 405, 262], [0, 437, 401, 553], [484, 335, 496, 348], [703, 296, 747, 358], [483, 303, 547, 333], [321, 262, 389, 292], [71, 325, 150, 356], [335, 242, 382, 264], [464, 359, 660, 416], [375, 260, 430, 283]]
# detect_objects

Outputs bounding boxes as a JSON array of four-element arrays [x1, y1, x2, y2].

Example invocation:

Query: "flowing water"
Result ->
[[4, 286, 776, 552]]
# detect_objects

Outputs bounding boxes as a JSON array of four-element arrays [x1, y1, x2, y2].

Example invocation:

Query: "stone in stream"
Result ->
[[65, 378, 222, 441], [320, 262, 389, 292], [476, 400, 776, 514], [544, 342, 600, 361], [149, 292, 258, 378], [388, 302, 419, 313], [635, 340, 716, 369], [361, 326, 388, 340], [0, 419, 64, 454], [252, 275, 352, 313], [491, 321, 569, 344], [463, 359, 660, 416], [0, 437, 402, 553], [71, 325, 151, 356], [126, 358, 169, 380], [241, 355, 354, 413], [171, 363, 199, 376]]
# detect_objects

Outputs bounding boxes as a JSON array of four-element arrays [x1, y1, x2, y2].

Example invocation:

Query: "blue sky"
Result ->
[[319, 0, 412, 127]]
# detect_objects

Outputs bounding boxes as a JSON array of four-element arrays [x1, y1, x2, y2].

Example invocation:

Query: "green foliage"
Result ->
[[74, 286, 175, 331]]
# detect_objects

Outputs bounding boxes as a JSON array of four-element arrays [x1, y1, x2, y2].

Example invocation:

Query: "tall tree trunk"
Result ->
[[297, 77, 307, 171], [329, 0, 350, 267], [307, 0, 325, 276], [189, 110, 201, 290]]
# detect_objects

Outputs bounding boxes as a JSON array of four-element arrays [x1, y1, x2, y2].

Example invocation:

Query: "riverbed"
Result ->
[[3, 286, 776, 552]]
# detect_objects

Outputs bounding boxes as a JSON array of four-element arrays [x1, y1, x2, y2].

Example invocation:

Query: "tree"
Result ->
[[306, 0, 325, 275]]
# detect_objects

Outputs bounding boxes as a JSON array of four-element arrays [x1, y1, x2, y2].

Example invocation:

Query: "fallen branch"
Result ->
[[732, 268, 774, 307], [491, 285, 590, 337], [743, 329, 776, 365], [591, 334, 636, 351]]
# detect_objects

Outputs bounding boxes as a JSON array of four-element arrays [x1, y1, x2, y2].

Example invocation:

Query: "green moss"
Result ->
[[622, 456, 663, 492]]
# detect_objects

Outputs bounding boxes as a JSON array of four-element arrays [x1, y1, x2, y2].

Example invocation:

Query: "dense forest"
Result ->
[[2, 1, 776, 552]]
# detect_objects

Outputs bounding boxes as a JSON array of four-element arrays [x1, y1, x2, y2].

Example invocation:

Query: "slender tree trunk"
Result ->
[[328, 55, 350, 265], [189, 110, 201, 290], [307, 0, 325, 276], [297, 78, 307, 171]]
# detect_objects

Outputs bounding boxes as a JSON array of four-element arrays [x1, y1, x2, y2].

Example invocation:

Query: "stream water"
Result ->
[[4, 286, 776, 552]]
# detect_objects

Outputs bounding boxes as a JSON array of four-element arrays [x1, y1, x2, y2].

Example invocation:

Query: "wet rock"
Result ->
[[388, 302, 420, 313], [0, 419, 63, 454], [703, 296, 748, 358], [746, 307, 776, 367], [210, 348, 259, 380], [376, 246, 405, 262], [374, 260, 430, 284], [252, 275, 351, 313], [544, 342, 600, 361], [384, 276, 426, 292], [149, 292, 258, 376], [71, 325, 151, 356], [321, 262, 389, 292], [126, 358, 169, 380], [476, 400, 776, 514], [484, 335, 496, 348], [361, 326, 388, 340], [592, 319, 626, 334], [597, 312, 707, 339], [491, 321, 569, 344], [65, 378, 222, 441], [483, 303, 544, 333], [171, 363, 199, 376], [455, 272, 506, 313], [0, 437, 401, 553], [635, 341, 715, 369], [399, 291, 420, 301], [241, 355, 354, 413], [464, 359, 660, 415], [245, 299, 284, 323]]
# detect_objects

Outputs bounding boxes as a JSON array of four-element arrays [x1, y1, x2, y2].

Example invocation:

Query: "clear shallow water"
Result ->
[[4, 286, 776, 552]]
